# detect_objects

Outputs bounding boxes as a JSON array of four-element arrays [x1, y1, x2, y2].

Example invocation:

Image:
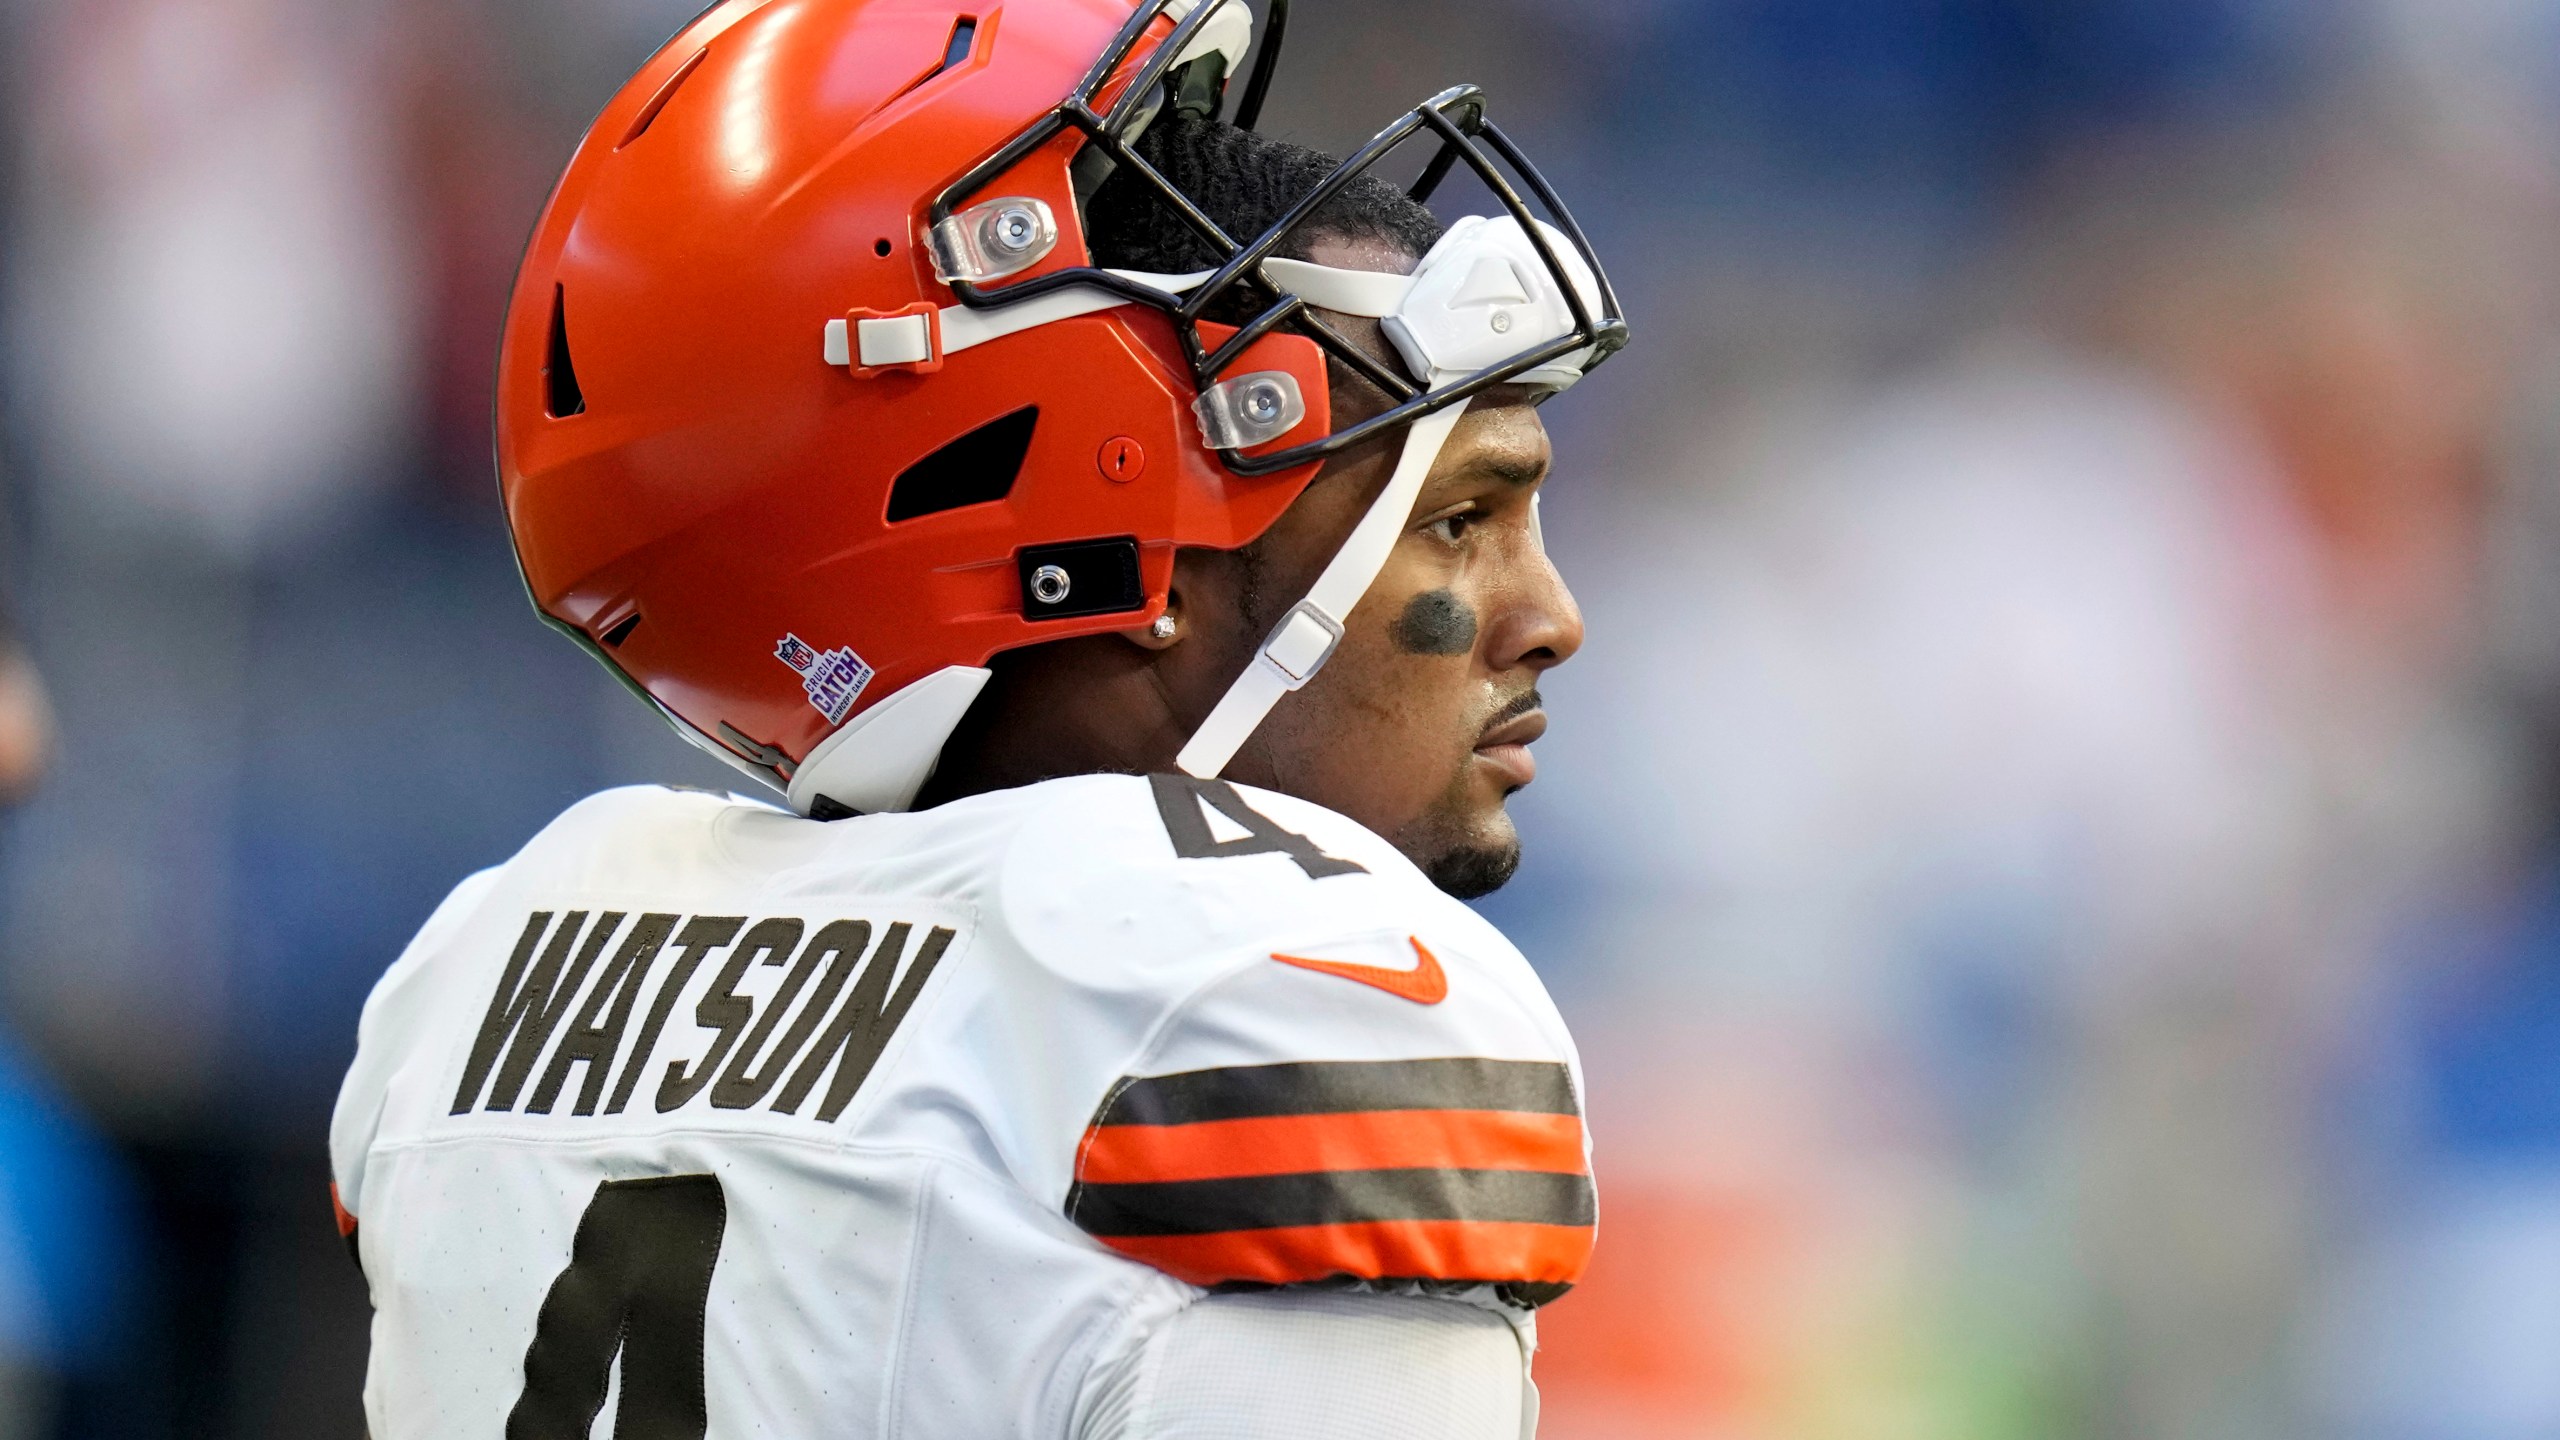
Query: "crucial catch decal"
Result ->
[[450, 910, 957, 1124], [775, 633, 874, 725]]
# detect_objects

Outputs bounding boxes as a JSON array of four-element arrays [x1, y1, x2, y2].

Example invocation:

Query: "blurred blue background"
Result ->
[[8, 0, 2560, 1433]]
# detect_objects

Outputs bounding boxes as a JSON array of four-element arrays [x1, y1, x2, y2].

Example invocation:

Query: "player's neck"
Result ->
[[915, 638, 1188, 807]]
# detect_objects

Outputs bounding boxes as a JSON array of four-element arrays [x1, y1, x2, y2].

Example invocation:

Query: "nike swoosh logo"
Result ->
[[1270, 936, 1449, 1005]]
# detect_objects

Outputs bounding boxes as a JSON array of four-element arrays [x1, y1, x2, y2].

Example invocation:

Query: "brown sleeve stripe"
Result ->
[[1095, 1219, 1591, 1295], [1078, 1108, 1587, 1185], [1095, 1058, 1579, 1127], [1069, 1166, 1595, 1238], [1070, 1059, 1596, 1303]]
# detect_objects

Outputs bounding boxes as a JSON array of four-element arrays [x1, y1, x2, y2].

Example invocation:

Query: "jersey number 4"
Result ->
[[1150, 775, 1365, 879], [509, 1175, 728, 1440]]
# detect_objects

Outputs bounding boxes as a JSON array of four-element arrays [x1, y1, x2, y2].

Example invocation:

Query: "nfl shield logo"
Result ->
[[774, 634, 873, 724]]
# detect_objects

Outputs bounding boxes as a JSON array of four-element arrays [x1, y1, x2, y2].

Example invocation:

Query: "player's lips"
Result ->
[[1474, 706, 1546, 789]]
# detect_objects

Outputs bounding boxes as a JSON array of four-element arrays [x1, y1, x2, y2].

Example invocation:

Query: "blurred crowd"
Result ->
[[7, 0, 2560, 1436]]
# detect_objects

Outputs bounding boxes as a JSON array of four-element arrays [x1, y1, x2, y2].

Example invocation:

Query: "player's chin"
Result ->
[[1402, 798, 1523, 901], [1423, 839, 1521, 900]]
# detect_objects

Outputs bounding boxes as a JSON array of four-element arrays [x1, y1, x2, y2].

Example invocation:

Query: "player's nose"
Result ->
[[1485, 534, 1583, 674]]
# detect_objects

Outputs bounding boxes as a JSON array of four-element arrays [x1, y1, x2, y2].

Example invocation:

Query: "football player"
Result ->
[[330, 0, 1628, 1434]]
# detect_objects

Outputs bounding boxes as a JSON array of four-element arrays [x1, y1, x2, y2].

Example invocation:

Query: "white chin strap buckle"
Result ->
[[1262, 602, 1344, 683]]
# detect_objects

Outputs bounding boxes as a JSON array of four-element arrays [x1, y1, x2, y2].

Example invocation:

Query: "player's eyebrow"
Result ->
[[1467, 450, 1549, 488]]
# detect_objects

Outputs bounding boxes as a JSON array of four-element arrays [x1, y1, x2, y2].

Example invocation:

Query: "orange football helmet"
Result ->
[[496, 0, 1624, 816]]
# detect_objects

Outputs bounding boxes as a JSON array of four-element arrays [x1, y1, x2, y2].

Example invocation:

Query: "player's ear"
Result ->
[[1123, 592, 1184, 652]]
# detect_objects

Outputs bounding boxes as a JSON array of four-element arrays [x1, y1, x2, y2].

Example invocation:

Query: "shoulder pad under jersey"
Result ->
[[998, 774, 1594, 1308]]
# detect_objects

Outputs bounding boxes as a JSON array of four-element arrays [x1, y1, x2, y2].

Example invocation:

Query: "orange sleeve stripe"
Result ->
[[329, 1182, 358, 1239], [1078, 1108, 1587, 1185], [1095, 1217, 1594, 1291]]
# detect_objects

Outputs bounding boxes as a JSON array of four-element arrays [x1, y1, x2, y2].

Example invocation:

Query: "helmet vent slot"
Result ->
[[893, 17, 978, 102], [600, 612, 642, 648], [617, 46, 708, 151], [886, 406, 1037, 522], [544, 285, 586, 419], [942, 18, 979, 73]]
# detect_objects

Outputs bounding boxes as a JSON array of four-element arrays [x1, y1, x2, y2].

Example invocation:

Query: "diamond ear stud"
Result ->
[[1149, 614, 1179, 641]]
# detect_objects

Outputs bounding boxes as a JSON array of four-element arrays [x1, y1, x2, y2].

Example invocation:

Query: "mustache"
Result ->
[[1482, 688, 1544, 732]]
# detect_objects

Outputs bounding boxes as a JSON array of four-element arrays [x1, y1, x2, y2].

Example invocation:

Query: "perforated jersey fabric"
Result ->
[[330, 776, 1590, 1438], [1079, 1290, 1533, 1440]]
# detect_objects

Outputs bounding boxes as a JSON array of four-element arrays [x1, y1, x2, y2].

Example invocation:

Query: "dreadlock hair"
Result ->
[[1082, 117, 1444, 315]]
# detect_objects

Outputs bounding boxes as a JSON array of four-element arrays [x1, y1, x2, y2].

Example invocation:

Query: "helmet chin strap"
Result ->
[[1174, 398, 1470, 779]]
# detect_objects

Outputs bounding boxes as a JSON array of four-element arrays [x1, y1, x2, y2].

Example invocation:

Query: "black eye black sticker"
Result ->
[[1393, 589, 1478, 656]]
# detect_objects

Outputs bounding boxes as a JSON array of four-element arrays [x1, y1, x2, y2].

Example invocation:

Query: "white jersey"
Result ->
[[330, 774, 1594, 1439]]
